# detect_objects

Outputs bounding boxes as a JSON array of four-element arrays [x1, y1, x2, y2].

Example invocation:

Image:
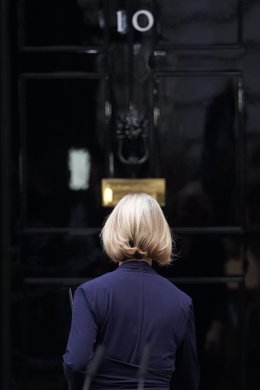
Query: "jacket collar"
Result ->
[[118, 260, 156, 273]]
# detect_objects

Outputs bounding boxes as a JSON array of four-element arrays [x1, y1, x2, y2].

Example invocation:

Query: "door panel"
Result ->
[[155, 0, 241, 47], [19, 232, 114, 278], [19, 0, 107, 47], [19, 283, 72, 390], [20, 75, 109, 228], [155, 73, 243, 227]]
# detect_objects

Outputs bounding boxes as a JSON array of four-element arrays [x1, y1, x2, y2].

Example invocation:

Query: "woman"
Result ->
[[63, 193, 200, 390]]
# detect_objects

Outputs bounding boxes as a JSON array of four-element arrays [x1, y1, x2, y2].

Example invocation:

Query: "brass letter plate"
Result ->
[[101, 178, 165, 207]]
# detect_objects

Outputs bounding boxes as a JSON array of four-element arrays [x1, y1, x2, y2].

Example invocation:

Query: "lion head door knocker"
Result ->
[[116, 105, 149, 166]]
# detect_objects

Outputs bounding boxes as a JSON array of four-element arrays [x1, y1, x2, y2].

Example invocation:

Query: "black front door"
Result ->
[[2, 1, 260, 389]]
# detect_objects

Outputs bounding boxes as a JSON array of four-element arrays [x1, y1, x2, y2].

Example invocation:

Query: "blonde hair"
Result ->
[[100, 193, 173, 265]]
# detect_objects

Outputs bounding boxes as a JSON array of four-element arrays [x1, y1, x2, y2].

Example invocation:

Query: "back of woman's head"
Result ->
[[100, 193, 173, 265]]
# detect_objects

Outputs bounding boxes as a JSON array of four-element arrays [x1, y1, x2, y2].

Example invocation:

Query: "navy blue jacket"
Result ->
[[63, 260, 199, 390]]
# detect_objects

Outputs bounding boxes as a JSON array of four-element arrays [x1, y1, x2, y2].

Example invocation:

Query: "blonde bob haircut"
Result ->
[[101, 193, 173, 265]]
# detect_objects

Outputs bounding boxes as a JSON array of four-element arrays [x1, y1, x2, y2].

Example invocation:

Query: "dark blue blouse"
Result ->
[[63, 260, 199, 390]]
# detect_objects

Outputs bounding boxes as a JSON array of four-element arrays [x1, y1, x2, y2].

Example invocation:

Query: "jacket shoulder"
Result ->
[[156, 272, 192, 304], [76, 270, 116, 293]]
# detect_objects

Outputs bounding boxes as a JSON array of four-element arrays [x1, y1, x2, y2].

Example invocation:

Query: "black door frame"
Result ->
[[0, 0, 12, 388]]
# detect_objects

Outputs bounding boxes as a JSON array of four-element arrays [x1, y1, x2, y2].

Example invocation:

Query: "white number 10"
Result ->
[[117, 10, 154, 34]]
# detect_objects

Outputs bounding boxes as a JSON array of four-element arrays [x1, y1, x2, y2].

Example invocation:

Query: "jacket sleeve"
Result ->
[[172, 302, 200, 390], [63, 286, 98, 390]]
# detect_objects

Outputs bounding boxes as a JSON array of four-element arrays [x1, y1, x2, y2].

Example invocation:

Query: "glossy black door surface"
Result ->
[[1, 0, 260, 389]]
